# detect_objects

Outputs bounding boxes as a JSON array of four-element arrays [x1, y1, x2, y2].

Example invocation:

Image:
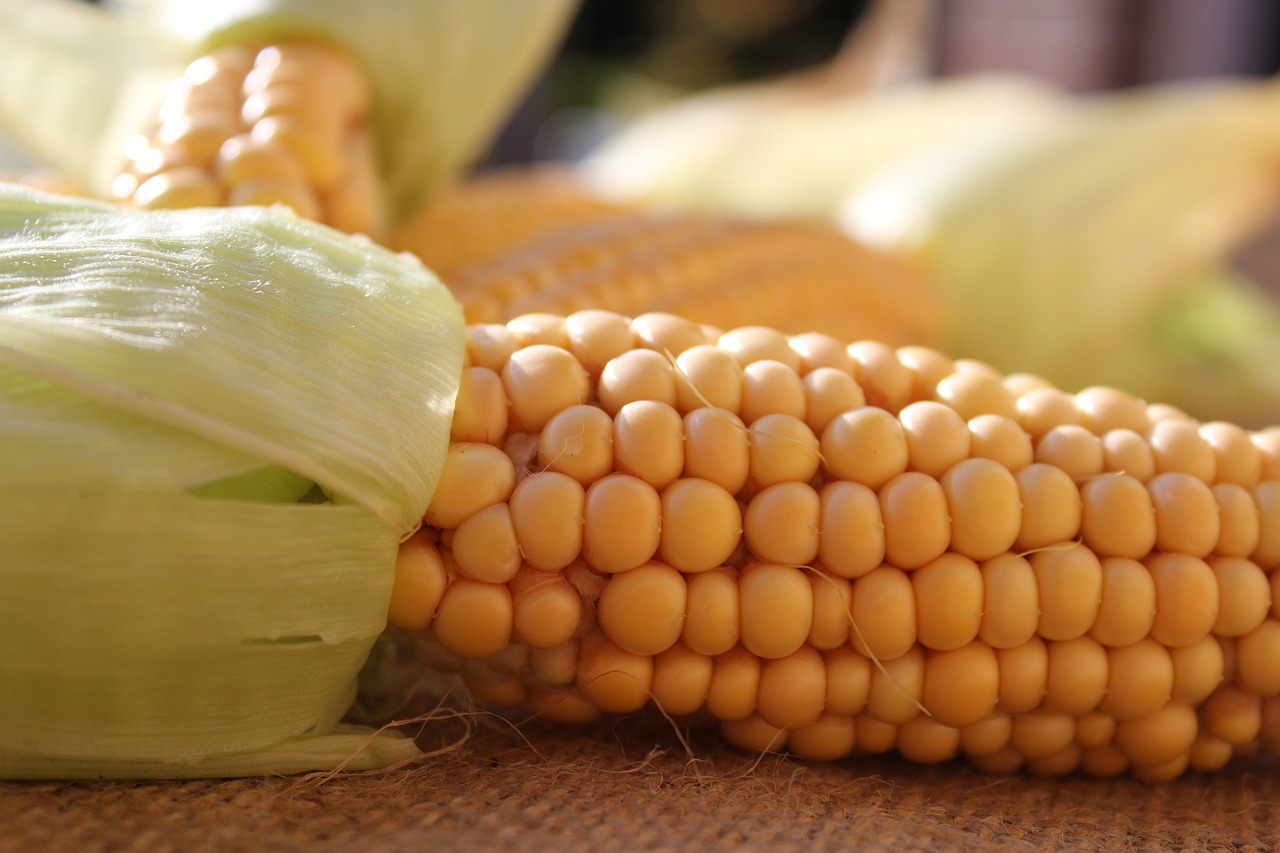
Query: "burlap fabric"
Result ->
[[3, 706, 1277, 853]]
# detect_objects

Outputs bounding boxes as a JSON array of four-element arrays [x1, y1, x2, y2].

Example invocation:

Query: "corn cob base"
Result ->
[[388, 311, 1280, 781]]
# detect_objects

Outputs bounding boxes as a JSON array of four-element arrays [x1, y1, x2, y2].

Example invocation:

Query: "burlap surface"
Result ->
[[3, 708, 1277, 853]]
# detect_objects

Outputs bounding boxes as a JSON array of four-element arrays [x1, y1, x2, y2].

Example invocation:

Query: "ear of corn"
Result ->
[[390, 308, 1280, 781], [0, 0, 577, 230], [390, 168, 948, 349]]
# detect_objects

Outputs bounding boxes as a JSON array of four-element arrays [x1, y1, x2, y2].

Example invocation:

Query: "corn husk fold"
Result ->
[[0, 184, 464, 778]]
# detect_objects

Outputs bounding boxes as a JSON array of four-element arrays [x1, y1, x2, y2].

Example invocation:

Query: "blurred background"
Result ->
[[483, 0, 1280, 166]]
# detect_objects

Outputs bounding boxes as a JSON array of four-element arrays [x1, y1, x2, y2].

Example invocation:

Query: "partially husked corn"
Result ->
[[391, 310, 1280, 780], [112, 42, 382, 236]]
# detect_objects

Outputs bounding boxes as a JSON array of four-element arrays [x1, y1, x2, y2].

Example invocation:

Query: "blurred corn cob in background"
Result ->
[[581, 0, 1280, 428]]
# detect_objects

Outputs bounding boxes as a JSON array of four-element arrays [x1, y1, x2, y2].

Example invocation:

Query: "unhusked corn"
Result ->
[[389, 310, 1280, 779], [112, 42, 382, 236]]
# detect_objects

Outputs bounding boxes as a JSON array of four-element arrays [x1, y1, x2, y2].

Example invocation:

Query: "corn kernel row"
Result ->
[[111, 41, 380, 236], [389, 310, 1280, 779]]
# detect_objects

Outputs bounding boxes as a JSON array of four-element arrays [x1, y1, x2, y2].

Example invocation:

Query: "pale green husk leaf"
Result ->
[[0, 184, 464, 777]]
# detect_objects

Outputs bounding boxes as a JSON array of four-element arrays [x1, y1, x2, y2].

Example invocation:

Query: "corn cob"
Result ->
[[109, 40, 383, 237], [387, 309, 1280, 781], [409, 200, 946, 347]]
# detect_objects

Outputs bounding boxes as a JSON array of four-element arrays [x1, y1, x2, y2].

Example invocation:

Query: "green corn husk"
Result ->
[[0, 183, 465, 778]]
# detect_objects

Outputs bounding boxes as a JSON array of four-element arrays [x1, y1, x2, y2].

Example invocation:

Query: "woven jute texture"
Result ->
[[3, 708, 1278, 853]]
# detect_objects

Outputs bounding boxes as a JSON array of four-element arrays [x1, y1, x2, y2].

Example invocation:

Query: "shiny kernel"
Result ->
[[744, 482, 820, 567], [747, 413, 820, 489], [824, 646, 872, 716], [1200, 421, 1260, 486], [674, 345, 743, 414], [650, 642, 713, 717], [1204, 683, 1262, 744], [848, 340, 913, 412], [851, 566, 916, 661], [757, 646, 827, 729], [1043, 635, 1108, 716], [433, 579, 513, 658], [1014, 463, 1082, 550], [899, 401, 970, 478], [538, 405, 614, 487], [996, 638, 1048, 714], [740, 359, 807, 425], [683, 569, 740, 656], [226, 176, 321, 220], [502, 344, 590, 431], [633, 312, 710, 356], [720, 715, 788, 753], [942, 457, 1021, 561], [1032, 544, 1102, 641], [1237, 619, 1280, 696], [921, 642, 999, 728], [706, 645, 761, 720], [598, 562, 687, 656], [739, 562, 813, 659], [1253, 427, 1280, 480], [597, 348, 678, 415], [897, 716, 962, 764], [1169, 635, 1225, 705], [506, 313, 568, 348], [867, 645, 925, 724], [1080, 472, 1157, 560], [935, 371, 1018, 421], [450, 503, 521, 583], [817, 481, 885, 579], [565, 310, 634, 377], [466, 323, 519, 371], [879, 471, 950, 570], [249, 115, 343, 188], [509, 471, 585, 572], [719, 326, 800, 370], [978, 553, 1039, 649], [960, 714, 1013, 757], [1101, 429, 1155, 481], [510, 570, 581, 648], [683, 407, 750, 494], [896, 345, 955, 402], [912, 553, 983, 651], [803, 367, 865, 435], [1214, 483, 1261, 557], [133, 168, 222, 209], [1035, 424, 1104, 479], [967, 414, 1033, 472], [788, 714, 857, 762], [1017, 387, 1081, 441], [1149, 419, 1216, 482], [216, 134, 307, 185], [1091, 557, 1156, 647], [660, 478, 742, 573], [424, 443, 516, 529], [1010, 710, 1076, 761], [613, 400, 684, 490], [790, 331, 855, 374], [1074, 711, 1117, 747], [1147, 553, 1219, 648], [1074, 386, 1150, 435], [576, 631, 653, 713], [582, 473, 661, 573], [1114, 702, 1198, 768], [821, 407, 909, 489], [807, 571, 853, 650], [1251, 481, 1280, 568], [1149, 472, 1220, 557], [853, 714, 900, 754], [387, 531, 447, 633], [1210, 556, 1271, 638], [450, 367, 508, 445]]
